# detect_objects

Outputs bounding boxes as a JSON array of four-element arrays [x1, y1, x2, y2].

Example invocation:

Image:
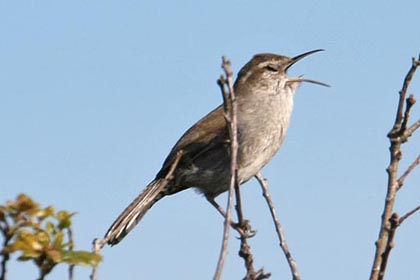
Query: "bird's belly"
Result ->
[[237, 125, 285, 183]]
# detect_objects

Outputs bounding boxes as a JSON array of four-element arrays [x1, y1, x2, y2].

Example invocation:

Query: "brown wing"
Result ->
[[157, 105, 228, 176]]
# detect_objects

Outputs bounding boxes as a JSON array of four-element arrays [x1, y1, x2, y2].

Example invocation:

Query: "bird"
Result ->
[[104, 49, 328, 245]]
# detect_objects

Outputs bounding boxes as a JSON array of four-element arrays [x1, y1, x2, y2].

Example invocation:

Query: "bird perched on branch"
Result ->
[[104, 49, 328, 245]]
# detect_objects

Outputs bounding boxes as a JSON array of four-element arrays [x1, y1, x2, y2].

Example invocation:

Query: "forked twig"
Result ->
[[377, 213, 399, 280], [214, 57, 269, 280], [374, 204, 420, 280], [370, 55, 420, 280], [214, 56, 238, 280], [392, 57, 420, 131]]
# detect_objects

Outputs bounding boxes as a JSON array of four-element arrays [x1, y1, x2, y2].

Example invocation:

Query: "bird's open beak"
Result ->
[[285, 49, 329, 87], [286, 49, 324, 71], [287, 77, 330, 87]]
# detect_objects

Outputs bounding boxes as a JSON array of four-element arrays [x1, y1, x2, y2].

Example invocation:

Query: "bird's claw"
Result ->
[[232, 220, 257, 239]]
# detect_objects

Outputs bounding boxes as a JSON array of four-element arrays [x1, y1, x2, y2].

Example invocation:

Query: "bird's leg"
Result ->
[[205, 195, 256, 238], [206, 195, 230, 218]]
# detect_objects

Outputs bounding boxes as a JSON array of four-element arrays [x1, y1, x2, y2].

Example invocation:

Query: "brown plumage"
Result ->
[[104, 50, 327, 245]]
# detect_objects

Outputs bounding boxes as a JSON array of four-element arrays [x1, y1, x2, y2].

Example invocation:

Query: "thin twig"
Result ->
[[214, 56, 238, 280], [370, 55, 420, 280], [0, 224, 11, 280], [67, 228, 74, 280], [90, 239, 103, 280], [377, 213, 399, 280], [399, 205, 420, 224], [234, 185, 260, 280], [214, 57, 269, 280], [255, 173, 300, 280], [404, 118, 420, 138], [391, 56, 420, 132], [375, 204, 420, 280], [400, 95, 416, 136], [397, 153, 420, 190]]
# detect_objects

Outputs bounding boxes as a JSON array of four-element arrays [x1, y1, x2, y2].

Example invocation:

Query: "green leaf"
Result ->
[[61, 250, 102, 267], [5, 230, 42, 259], [1, 193, 100, 273], [56, 211, 74, 229], [15, 194, 39, 212], [35, 230, 50, 248], [53, 231, 64, 249], [46, 221, 55, 234], [36, 206, 55, 220]]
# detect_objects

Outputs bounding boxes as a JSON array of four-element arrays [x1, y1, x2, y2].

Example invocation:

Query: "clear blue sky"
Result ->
[[1, 1, 420, 279]]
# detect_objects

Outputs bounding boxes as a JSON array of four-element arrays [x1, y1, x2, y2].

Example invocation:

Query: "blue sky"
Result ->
[[1, 1, 420, 279]]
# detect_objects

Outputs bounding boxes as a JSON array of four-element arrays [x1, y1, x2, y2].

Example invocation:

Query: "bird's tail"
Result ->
[[104, 178, 168, 245]]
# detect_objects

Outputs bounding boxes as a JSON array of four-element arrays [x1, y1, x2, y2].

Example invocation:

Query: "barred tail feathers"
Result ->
[[104, 178, 167, 245]]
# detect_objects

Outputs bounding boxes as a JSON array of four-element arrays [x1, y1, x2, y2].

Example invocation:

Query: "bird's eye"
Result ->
[[266, 64, 279, 72]]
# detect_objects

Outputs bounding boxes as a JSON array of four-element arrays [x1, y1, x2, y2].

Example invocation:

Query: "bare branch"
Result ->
[[235, 188, 270, 280], [376, 206, 420, 280], [391, 56, 420, 133], [214, 57, 269, 280], [404, 118, 420, 139], [377, 213, 399, 280], [400, 95, 416, 136], [370, 55, 420, 280], [214, 56, 238, 280], [397, 153, 420, 190], [0, 223, 12, 280], [67, 228, 74, 280], [255, 173, 301, 280], [399, 205, 420, 224], [90, 239, 102, 280]]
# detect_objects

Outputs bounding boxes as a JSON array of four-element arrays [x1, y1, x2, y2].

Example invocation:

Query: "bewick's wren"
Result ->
[[105, 49, 327, 245]]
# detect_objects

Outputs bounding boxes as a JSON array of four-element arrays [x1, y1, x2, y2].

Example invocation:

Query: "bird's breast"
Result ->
[[236, 89, 294, 182]]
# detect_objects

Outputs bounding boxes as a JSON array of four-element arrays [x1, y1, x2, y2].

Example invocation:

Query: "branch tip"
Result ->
[[370, 54, 420, 280]]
